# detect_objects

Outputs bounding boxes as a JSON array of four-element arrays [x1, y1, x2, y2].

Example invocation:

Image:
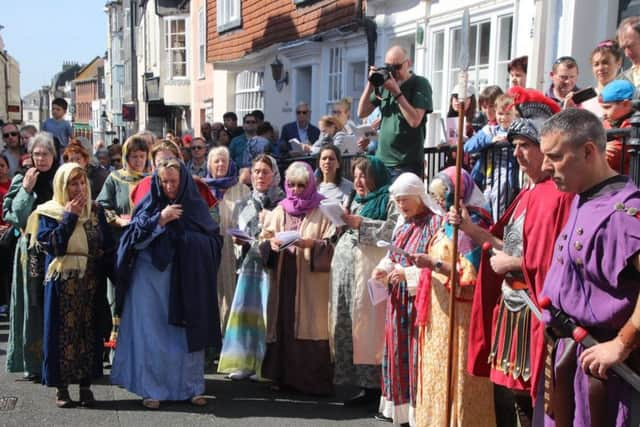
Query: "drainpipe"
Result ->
[[356, 0, 377, 67]]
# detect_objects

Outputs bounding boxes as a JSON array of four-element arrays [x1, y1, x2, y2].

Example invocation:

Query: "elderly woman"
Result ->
[[27, 163, 113, 407], [412, 167, 494, 427], [111, 159, 222, 409], [329, 156, 397, 407], [218, 154, 285, 381], [316, 144, 353, 203], [371, 172, 443, 426], [4, 132, 58, 382], [62, 142, 109, 199], [204, 146, 250, 331], [260, 161, 335, 395]]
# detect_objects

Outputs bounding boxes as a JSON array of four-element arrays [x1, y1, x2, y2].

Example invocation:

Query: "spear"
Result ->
[[445, 8, 470, 427]]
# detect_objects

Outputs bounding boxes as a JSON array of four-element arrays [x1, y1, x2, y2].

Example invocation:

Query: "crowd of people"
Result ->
[[0, 16, 639, 427]]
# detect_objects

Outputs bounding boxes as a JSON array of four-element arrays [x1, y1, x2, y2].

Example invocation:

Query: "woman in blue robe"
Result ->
[[111, 159, 222, 409]]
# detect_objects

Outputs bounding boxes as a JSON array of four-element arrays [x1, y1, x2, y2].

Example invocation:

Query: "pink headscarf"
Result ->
[[279, 161, 325, 216]]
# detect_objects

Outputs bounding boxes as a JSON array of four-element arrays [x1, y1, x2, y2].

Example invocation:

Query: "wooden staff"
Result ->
[[445, 9, 470, 427]]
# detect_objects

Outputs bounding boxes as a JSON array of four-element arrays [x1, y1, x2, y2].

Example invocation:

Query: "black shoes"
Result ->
[[79, 387, 95, 407], [56, 388, 73, 408], [343, 388, 381, 407]]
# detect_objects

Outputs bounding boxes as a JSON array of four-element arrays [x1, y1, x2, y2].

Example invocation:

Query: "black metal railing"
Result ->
[[274, 133, 639, 221]]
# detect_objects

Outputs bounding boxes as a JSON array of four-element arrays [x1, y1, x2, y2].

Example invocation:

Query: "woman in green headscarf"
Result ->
[[329, 155, 398, 407], [96, 135, 149, 353]]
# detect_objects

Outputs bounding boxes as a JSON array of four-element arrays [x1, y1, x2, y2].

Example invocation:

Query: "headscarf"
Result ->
[[389, 172, 445, 217], [111, 137, 149, 184], [279, 161, 325, 216], [251, 155, 284, 210], [354, 155, 391, 220], [203, 157, 239, 200], [116, 160, 222, 351], [25, 163, 92, 280]]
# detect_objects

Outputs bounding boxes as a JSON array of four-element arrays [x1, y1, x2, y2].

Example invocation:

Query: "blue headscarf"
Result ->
[[203, 158, 239, 200], [116, 161, 222, 352]]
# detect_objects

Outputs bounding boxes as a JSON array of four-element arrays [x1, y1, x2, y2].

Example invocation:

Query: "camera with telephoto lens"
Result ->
[[368, 65, 395, 87]]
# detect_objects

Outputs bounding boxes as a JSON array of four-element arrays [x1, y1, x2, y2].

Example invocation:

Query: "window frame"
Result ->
[[326, 47, 343, 113], [235, 70, 264, 119], [427, 10, 514, 115], [217, 0, 241, 33], [164, 16, 188, 80], [198, 6, 206, 79]]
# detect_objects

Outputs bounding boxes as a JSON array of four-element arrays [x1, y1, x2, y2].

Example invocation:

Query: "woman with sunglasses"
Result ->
[[260, 161, 336, 395]]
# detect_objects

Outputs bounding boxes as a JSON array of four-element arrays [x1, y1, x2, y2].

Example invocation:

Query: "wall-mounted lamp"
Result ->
[[270, 56, 289, 92]]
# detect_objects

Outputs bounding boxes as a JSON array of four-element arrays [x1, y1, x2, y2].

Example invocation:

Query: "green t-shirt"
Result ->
[[371, 74, 433, 168]]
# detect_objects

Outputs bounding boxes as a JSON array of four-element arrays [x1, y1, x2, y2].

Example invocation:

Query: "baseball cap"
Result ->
[[600, 80, 635, 103]]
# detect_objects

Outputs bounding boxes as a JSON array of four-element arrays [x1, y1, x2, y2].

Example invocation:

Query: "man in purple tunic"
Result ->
[[539, 108, 640, 427]]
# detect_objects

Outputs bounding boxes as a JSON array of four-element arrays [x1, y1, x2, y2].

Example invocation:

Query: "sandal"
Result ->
[[142, 398, 160, 409], [79, 387, 95, 407], [56, 388, 74, 408], [190, 395, 207, 406]]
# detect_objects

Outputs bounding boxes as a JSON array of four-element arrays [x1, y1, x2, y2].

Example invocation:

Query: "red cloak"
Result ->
[[466, 178, 573, 402]]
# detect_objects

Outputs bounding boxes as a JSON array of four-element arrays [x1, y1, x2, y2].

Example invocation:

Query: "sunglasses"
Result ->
[[3, 131, 19, 138], [191, 146, 206, 150], [296, 111, 309, 115], [554, 56, 577, 65], [385, 60, 408, 71]]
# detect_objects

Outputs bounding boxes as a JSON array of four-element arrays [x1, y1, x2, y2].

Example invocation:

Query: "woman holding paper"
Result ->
[[370, 172, 443, 426], [260, 161, 336, 395], [412, 167, 494, 427], [329, 156, 398, 407], [203, 146, 250, 335], [218, 154, 285, 381], [316, 145, 353, 203]]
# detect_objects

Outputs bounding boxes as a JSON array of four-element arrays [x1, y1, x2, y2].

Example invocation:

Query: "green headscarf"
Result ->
[[354, 155, 391, 220]]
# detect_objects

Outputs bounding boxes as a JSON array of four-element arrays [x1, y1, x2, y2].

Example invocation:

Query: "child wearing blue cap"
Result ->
[[599, 79, 636, 174]]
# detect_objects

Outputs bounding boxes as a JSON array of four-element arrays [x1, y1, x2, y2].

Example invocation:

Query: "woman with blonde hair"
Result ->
[[332, 97, 357, 135], [29, 163, 113, 407]]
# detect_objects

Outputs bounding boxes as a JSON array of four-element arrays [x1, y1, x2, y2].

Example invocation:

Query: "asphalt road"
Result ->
[[0, 317, 380, 427]]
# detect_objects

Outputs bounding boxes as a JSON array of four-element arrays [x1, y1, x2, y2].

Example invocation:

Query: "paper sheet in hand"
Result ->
[[355, 124, 378, 139], [319, 200, 346, 226], [377, 240, 412, 258], [288, 138, 307, 154], [226, 228, 255, 242], [275, 230, 301, 251], [368, 279, 388, 305]]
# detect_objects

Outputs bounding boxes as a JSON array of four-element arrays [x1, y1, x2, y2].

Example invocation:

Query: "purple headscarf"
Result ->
[[279, 161, 325, 216]]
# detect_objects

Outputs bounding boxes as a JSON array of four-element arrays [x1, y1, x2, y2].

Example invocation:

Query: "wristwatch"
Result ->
[[434, 259, 443, 271]]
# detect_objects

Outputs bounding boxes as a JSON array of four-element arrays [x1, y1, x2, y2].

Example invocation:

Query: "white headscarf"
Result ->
[[389, 172, 445, 216]]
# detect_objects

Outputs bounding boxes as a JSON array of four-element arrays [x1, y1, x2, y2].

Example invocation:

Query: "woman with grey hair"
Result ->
[[3, 132, 58, 382], [260, 161, 336, 395]]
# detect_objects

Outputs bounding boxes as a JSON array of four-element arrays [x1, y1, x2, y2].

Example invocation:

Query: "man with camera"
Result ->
[[357, 46, 433, 180]]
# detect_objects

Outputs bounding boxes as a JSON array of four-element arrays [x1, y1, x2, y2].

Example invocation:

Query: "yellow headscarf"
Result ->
[[25, 162, 92, 280]]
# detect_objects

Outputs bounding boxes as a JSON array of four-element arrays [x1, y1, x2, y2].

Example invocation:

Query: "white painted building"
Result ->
[[367, 0, 619, 146], [22, 90, 42, 130]]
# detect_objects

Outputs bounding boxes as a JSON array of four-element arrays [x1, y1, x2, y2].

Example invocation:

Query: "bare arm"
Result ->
[[358, 80, 376, 119], [449, 205, 504, 250]]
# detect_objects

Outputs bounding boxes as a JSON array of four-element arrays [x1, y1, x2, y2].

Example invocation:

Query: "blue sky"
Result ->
[[1, 0, 107, 95]]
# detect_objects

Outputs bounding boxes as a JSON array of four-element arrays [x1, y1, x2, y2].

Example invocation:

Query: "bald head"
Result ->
[[385, 46, 408, 64], [384, 46, 411, 82]]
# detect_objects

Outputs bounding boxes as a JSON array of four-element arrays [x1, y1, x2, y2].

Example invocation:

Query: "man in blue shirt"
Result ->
[[42, 97, 73, 158]]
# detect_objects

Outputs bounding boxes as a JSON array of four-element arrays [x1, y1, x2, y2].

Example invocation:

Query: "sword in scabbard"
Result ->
[[539, 297, 640, 393]]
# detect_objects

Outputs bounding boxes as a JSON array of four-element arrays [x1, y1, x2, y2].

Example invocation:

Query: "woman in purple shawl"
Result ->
[[260, 161, 336, 395]]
